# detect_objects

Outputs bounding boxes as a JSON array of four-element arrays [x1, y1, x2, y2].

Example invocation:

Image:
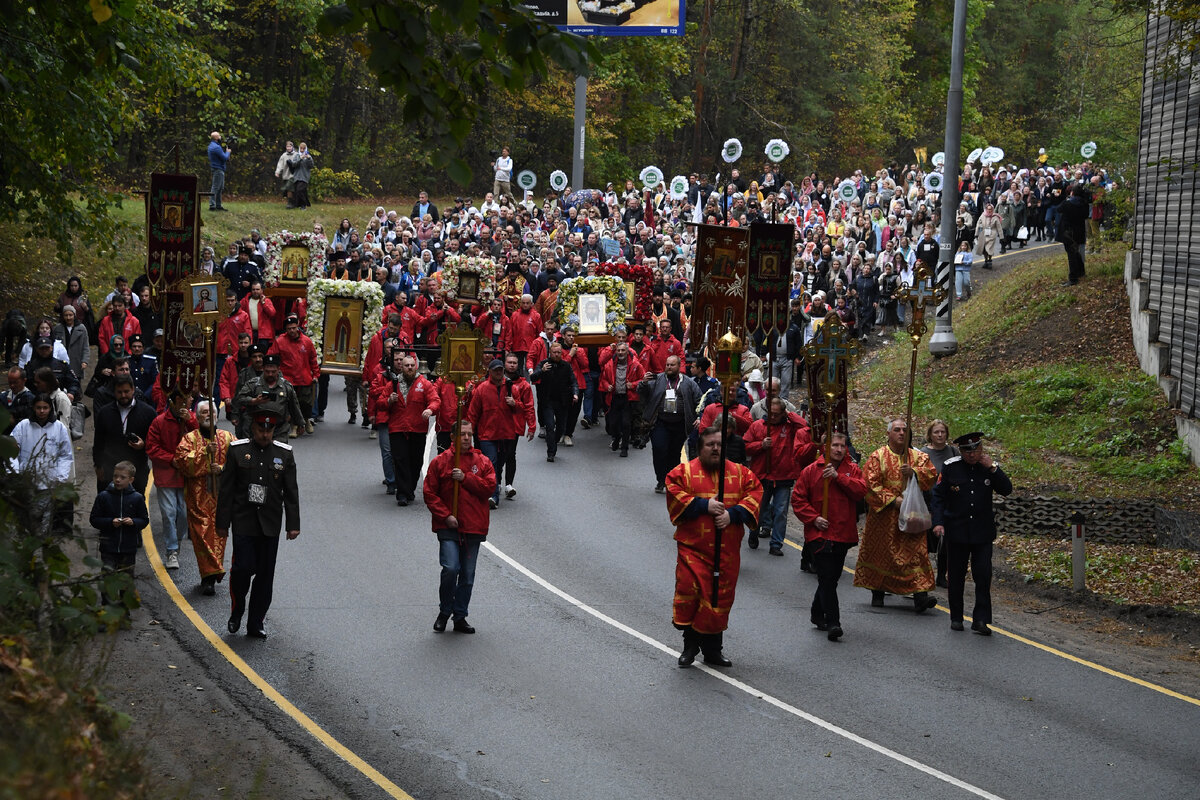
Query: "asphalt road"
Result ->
[[163, 409, 1200, 800]]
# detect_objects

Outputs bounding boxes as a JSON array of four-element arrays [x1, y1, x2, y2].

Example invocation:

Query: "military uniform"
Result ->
[[233, 371, 305, 440], [931, 433, 1013, 633], [216, 422, 300, 637]]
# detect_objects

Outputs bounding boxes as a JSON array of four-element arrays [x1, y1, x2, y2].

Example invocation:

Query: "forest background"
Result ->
[[1, 0, 1148, 263]]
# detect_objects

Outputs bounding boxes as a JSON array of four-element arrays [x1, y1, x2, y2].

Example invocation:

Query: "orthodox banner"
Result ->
[[160, 288, 211, 395], [688, 224, 750, 351], [146, 173, 200, 306], [746, 222, 794, 336]]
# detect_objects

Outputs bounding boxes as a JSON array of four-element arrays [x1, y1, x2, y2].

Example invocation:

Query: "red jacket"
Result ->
[[508, 308, 543, 352], [269, 332, 319, 387], [272, 297, 307, 334], [599, 357, 646, 403], [240, 295, 277, 340], [475, 310, 511, 351], [145, 409, 196, 489], [434, 377, 466, 433], [422, 446, 496, 537], [467, 376, 535, 440], [217, 311, 252, 357], [563, 343, 589, 390], [526, 333, 553, 373], [698, 401, 752, 435], [371, 372, 440, 433], [420, 302, 462, 346], [381, 303, 423, 345], [97, 312, 141, 354], [790, 455, 867, 544], [744, 412, 816, 482], [646, 334, 684, 373], [219, 354, 248, 401], [598, 343, 643, 369]]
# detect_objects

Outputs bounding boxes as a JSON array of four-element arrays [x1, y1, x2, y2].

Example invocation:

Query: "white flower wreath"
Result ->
[[764, 139, 790, 163], [305, 278, 385, 370], [263, 230, 328, 287], [722, 138, 743, 163]]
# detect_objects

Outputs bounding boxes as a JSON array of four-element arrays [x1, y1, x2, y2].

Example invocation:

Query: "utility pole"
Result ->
[[572, 74, 587, 190], [930, 0, 967, 357]]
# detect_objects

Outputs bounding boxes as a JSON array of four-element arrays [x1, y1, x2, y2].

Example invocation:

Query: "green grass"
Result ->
[[855, 248, 1197, 501]]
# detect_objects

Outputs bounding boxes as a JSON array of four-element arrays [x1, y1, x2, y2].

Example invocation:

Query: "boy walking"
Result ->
[[90, 461, 150, 580]]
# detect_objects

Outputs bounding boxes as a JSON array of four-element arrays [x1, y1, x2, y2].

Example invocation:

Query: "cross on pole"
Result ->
[[898, 264, 945, 447], [805, 312, 859, 397]]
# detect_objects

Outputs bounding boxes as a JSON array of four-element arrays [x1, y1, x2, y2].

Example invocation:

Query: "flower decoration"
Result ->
[[553, 276, 628, 336], [640, 165, 663, 189], [764, 139, 790, 163], [264, 230, 328, 287], [549, 170, 569, 192], [669, 175, 688, 200], [305, 278, 384, 370], [598, 261, 653, 321], [441, 254, 499, 300], [722, 138, 743, 163]]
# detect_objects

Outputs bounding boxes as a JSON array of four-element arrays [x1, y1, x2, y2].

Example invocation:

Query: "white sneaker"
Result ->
[[562, 435, 573, 447], [369, 430, 378, 439], [165, 550, 180, 570], [505, 484, 516, 500]]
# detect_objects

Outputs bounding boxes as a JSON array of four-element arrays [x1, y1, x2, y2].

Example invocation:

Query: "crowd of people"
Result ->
[[6, 149, 1099, 648]]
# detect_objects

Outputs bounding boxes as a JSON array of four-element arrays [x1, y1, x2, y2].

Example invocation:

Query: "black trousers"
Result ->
[[564, 394, 582, 437], [606, 394, 632, 450], [543, 402, 569, 457], [650, 417, 688, 483], [292, 180, 309, 209], [1062, 239, 1086, 283], [810, 539, 851, 627], [229, 534, 280, 630], [946, 540, 993, 624], [389, 430, 427, 500], [498, 438, 517, 485]]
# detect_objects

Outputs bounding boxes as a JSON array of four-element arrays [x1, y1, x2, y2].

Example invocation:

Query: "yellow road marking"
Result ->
[[142, 476, 413, 799], [781, 537, 1200, 708]]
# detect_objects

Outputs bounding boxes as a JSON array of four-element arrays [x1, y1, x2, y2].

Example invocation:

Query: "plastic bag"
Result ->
[[898, 474, 932, 533]]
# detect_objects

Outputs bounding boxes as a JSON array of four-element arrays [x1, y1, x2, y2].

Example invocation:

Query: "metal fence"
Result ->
[[1133, 12, 1200, 418]]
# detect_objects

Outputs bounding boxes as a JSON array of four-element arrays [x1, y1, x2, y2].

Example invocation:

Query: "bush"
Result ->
[[308, 167, 368, 202]]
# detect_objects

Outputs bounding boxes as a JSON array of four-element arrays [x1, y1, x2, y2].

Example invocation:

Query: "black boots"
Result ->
[[678, 628, 701, 667]]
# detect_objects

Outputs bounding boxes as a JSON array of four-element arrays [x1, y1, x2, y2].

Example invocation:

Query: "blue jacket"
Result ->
[[91, 484, 150, 554], [208, 140, 229, 172]]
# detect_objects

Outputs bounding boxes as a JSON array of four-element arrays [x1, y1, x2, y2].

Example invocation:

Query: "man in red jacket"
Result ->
[[372, 351, 439, 507], [598, 342, 645, 456], [240, 282, 276, 348], [145, 388, 196, 570], [791, 431, 867, 641], [468, 358, 534, 508], [475, 297, 510, 352], [508, 294, 543, 377], [744, 396, 816, 556], [269, 315, 319, 437], [423, 419, 496, 634], [646, 318, 683, 374], [97, 294, 141, 355]]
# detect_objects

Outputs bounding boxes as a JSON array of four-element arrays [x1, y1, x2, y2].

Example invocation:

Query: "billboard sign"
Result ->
[[523, 0, 685, 37]]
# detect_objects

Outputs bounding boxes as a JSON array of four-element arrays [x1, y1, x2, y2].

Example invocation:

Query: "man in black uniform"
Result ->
[[217, 409, 300, 639], [931, 432, 1013, 636], [233, 353, 304, 441]]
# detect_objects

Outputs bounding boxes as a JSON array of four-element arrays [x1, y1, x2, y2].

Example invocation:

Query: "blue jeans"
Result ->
[[758, 480, 794, 550], [377, 424, 395, 486], [156, 485, 186, 553], [438, 536, 480, 619], [583, 370, 600, 421], [955, 268, 972, 299], [210, 169, 225, 208]]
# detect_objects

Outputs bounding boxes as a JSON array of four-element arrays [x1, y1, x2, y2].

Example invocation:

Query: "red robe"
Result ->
[[666, 458, 763, 634]]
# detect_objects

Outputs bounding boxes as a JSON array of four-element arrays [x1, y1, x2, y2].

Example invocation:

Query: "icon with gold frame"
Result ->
[[178, 272, 231, 328], [437, 322, 489, 388]]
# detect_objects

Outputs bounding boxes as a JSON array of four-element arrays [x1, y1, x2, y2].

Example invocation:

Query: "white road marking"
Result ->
[[484, 541, 1007, 800]]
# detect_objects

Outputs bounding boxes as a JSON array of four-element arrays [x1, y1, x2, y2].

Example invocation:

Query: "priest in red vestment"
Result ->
[[666, 425, 763, 668]]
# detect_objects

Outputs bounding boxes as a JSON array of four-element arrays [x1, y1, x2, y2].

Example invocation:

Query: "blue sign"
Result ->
[[524, 0, 686, 37]]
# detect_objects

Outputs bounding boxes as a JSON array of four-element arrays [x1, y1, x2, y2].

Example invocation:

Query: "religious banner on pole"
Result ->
[[688, 223, 750, 352], [146, 173, 200, 309], [805, 312, 858, 445], [746, 222, 794, 336], [160, 282, 211, 396]]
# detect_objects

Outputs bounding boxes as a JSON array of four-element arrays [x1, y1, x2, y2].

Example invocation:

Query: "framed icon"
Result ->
[[319, 296, 367, 375], [622, 281, 637, 321], [280, 244, 311, 284], [457, 271, 481, 304], [578, 293, 607, 335], [161, 202, 186, 231], [436, 323, 489, 389]]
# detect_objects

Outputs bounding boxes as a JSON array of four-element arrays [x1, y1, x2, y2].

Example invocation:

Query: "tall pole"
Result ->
[[572, 74, 587, 191], [930, 0, 967, 357]]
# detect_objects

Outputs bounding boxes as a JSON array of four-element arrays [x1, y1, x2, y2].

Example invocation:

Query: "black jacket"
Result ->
[[1056, 195, 1089, 245], [91, 483, 150, 554], [25, 354, 80, 398], [1, 387, 34, 433], [216, 438, 300, 536], [529, 357, 577, 407], [931, 458, 1013, 544], [92, 398, 156, 478]]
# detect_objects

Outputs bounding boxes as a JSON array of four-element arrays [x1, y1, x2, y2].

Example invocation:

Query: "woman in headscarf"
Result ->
[[973, 203, 1003, 269], [84, 334, 127, 399], [52, 305, 90, 381], [54, 276, 95, 337], [199, 246, 217, 275]]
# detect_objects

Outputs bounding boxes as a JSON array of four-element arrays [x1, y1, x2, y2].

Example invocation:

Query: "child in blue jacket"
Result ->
[[90, 460, 149, 576]]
